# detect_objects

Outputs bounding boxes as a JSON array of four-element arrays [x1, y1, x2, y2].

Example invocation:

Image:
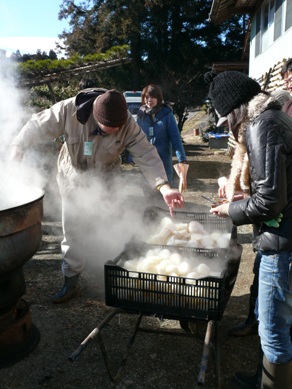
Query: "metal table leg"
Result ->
[[69, 308, 143, 383], [197, 320, 220, 389]]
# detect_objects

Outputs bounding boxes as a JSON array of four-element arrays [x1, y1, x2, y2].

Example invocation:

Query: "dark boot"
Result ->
[[261, 356, 292, 389], [51, 275, 80, 304]]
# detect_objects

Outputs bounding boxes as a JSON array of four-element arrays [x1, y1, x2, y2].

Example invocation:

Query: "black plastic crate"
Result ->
[[105, 242, 242, 321]]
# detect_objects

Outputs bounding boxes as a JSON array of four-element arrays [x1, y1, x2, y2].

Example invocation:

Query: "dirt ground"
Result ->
[[0, 133, 260, 389]]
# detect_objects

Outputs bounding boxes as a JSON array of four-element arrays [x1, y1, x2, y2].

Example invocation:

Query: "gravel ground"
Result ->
[[0, 136, 260, 389]]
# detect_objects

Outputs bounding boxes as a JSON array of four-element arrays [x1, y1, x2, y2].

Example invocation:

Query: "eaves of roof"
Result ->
[[209, 0, 262, 24]]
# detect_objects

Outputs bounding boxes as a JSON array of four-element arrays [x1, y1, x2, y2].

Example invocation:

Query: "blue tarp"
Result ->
[[208, 132, 229, 139]]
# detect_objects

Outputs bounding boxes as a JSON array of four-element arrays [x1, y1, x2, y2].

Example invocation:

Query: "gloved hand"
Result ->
[[174, 163, 189, 193], [263, 213, 283, 228]]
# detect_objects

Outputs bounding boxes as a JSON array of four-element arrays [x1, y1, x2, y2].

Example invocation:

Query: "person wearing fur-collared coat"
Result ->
[[205, 70, 292, 389]]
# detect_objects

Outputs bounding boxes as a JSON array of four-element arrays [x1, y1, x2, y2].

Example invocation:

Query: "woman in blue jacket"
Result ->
[[137, 84, 187, 187]]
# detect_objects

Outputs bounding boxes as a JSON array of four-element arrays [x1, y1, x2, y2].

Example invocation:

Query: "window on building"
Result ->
[[274, 0, 284, 40], [286, 0, 292, 30], [254, 0, 289, 56], [255, 10, 261, 56]]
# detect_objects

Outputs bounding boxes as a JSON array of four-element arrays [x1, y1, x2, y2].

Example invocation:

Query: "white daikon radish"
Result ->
[[201, 234, 214, 248], [196, 263, 210, 277], [186, 271, 198, 279], [186, 240, 199, 248], [157, 226, 173, 244], [188, 221, 207, 234], [172, 239, 188, 246], [160, 216, 174, 228], [156, 260, 170, 275], [186, 272, 198, 285], [175, 222, 189, 231], [123, 260, 138, 272], [140, 259, 152, 273], [166, 235, 176, 245], [170, 253, 182, 265], [142, 261, 157, 273], [216, 236, 230, 248], [191, 233, 203, 242], [160, 248, 171, 259], [147, 234, 162, 244], [165, 264, 178, 275], [173, 229, 190, 240], [178, 261, 190, 276], [210, 231, 222, 242], [136, 259, 146, 272]]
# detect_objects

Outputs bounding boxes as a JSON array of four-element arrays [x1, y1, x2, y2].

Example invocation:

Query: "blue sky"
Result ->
[[0, 0, 72, 57]]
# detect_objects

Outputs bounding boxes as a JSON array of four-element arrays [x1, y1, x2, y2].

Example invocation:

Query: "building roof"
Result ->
[[208, 0, 261, 24]]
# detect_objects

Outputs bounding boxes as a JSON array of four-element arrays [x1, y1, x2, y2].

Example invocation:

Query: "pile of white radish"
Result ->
[[117, 247, 223, 280], [147, 217, 231, 249]]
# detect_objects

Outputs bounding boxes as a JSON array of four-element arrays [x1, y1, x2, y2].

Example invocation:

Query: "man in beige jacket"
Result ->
[[11, 88, 184, 303]]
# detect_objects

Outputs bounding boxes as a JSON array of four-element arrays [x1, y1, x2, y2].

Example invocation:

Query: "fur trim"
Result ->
[[225, 92, 272, 201], [225, 141, 250, 201], [225, 92, 286, 201]]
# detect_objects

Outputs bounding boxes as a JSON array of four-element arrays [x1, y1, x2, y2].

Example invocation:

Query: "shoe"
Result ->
[[51, 275, 80, 304], [229, 317, 258, 337]]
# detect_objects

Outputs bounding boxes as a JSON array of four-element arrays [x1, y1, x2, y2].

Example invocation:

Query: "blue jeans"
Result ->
[[257, 251, 292, 364]]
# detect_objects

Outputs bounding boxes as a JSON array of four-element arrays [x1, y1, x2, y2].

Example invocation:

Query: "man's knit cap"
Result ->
[[204, 71, 261, 117], [93, 89, 128, 127]]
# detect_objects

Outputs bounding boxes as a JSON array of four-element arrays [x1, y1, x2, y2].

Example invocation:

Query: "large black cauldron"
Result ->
[[0, 186, 44, 367]]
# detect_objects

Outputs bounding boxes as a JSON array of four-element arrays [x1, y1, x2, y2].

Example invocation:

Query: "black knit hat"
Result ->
[[204, 71, 261, 117], [93, 89, 128, 127]]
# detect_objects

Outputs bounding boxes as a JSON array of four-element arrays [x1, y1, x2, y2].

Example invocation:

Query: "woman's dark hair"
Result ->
[[227, 104, 248, 142], [141, 84, 163, 106]]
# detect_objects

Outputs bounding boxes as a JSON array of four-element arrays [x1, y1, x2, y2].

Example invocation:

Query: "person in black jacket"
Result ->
[[205, 71, 292, 389], [216, 90, 292, 341]]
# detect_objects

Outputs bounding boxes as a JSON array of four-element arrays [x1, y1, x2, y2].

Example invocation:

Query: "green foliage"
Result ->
[[17, 46, 130, 80]]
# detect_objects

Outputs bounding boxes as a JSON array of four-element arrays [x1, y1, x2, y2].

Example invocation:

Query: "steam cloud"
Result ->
[[0, 57, 156, 298], [0, 58, 238, 301]]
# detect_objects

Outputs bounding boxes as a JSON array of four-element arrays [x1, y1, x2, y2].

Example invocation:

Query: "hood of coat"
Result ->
[[247, 92, 281, 121], [75, 88, 107, 124], [237, 92, 281, 145]]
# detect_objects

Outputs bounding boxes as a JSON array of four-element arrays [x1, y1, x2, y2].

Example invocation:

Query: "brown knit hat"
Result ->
[[93, 89, 128, 127]]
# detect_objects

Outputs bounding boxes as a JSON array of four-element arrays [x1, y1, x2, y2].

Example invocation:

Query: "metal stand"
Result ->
[[69, 308, 221, 388]]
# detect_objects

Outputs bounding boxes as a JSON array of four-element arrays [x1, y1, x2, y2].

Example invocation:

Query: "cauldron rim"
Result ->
[[0, 187, 45, 214]]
